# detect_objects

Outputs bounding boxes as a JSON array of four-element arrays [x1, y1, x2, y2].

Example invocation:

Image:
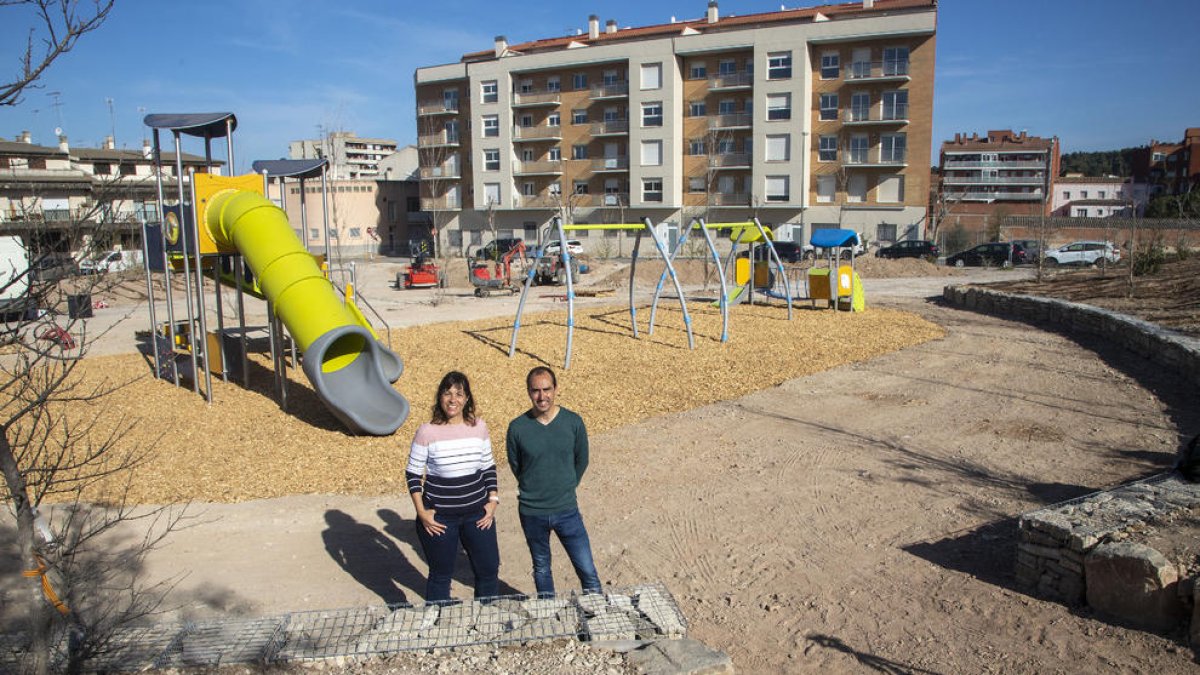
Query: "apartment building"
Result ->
[[937, 129, 1060, 237], [1052, 176, 1139, 218], [289, 132, 399, 180], [0, 131, 216, 254], [1130, 127, 1200, 198], [414, 0, 937, 253]]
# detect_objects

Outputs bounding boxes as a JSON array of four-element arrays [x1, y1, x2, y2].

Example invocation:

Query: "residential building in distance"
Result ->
[[1051, 175, 1139, 218], [414, 0, 937, 254], [289, 132, 399, 180], [0, 131, 217, 255], [937, 129, 1060, 238], [1130, 127, 1199, 198]]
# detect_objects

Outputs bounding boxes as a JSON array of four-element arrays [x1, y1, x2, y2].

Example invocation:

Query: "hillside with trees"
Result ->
[[1059, 148, 1139, 177]]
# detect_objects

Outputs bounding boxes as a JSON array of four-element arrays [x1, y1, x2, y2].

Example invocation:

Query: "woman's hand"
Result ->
[[476, 501, 497, 530], [418, 509, 445, 536]]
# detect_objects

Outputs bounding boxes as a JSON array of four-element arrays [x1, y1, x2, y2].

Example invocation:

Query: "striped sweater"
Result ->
[[406, 419, 498, 514]]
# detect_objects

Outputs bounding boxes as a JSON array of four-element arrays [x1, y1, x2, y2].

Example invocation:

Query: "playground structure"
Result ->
[[139, 113, 409, 435], [507, 216, 861, 369]]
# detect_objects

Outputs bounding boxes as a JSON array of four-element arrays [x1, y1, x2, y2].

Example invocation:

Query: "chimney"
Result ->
[[707, 0, 719, 23], [863, 0, 874, 8], [588, 14, 599, 39], [142, 138, 153, 158], [103, 135, 115, 150], [494, 35, 507, 58], [58, 134, 69, 153], [19, 130, 32, 143], [605, 19, 617, 34]]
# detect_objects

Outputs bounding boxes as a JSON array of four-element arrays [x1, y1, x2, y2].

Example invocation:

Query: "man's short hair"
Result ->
[[526, 366, 557, 390]]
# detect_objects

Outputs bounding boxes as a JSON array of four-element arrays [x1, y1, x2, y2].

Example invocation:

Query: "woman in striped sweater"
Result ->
[[406, 371, 500, 603]]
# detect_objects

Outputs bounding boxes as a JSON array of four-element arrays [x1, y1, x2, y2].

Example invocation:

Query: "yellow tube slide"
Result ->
[[204, 190, 409, 435]]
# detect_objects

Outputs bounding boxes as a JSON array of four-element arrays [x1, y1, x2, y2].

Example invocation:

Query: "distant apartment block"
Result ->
[[289, 132, 399, 180], [1052, 175, 1139, 218], [413, 0, 937, 252], [1131, 127, 1199, 198], [938, 129, 1060, 235]]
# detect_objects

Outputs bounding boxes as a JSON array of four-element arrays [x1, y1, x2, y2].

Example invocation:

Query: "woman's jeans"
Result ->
[[415, 508, 499, 603], [518, 508, 601, 596]]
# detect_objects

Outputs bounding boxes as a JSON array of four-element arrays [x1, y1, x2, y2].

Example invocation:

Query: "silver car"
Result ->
[[1043, 241, 1120, 266]]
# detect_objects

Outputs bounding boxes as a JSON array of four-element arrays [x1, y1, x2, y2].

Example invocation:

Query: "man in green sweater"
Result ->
[[506, 366, 602, 597]]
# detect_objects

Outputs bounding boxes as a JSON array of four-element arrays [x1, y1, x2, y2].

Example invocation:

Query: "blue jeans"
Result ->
[[519, 508, 601, 596], [415, 508, 499, 603]]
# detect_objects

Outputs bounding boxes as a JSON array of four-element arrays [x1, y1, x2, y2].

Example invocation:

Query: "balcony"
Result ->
[[590, 120, 629, 136], [942, 158, 1047, 170], [512, 90, 561, 107], [420, 196, 461, 210], [941, 174, 1047, 186], [710, 193, 750, 206], [844, 60, 911, 83], [944, 190, 1045, 202], [513, 160, 563, 176], [417, 133, 460, 148], [709, 72, 753, 90], [709, 153, 751, 169], [843, 104, 909, 126], [709, 113, 752, 130], [418, 165, 461, 180], [590, 82, 629, 100], [515, 194, 560, 208], [845, 150, 907, 168], [591, 157, 629, 172], [417, 100, 459, 116], [512, 126, 562, 142]]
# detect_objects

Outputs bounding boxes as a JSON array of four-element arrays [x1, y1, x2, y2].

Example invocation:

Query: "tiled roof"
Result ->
[[462, 0, 934, 61], [0, 141, 62, 156]]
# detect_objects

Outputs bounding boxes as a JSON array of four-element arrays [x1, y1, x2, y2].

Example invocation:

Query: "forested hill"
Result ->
[[1059, 148, 1139, 177]]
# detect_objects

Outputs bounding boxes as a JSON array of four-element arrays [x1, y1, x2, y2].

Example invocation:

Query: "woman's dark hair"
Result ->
[[430, 371, 477, 425]]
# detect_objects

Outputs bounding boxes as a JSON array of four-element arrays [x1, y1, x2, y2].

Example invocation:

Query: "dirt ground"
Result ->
[[2, 257, 1199, 673]]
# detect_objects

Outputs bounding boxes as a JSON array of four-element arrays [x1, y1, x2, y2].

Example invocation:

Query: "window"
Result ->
[[573, 72, 588, 89], [878, 223, 897, 242], [443, 88, 459, 110], [481, 80, 498, 103], [483, 149, 500, 171], [484, 182, 501, 206], [94, 162, 111, 175], [519, 114, 533, 127], [767, 51, 792, 79], [765, 176, 790, 202], [549, 147, 561, 161], [849, 135, 869, 164], [848, 174, 867, 202], [1062, 190, 1071, 200], [603, 107, 620, 122], [547, 76, 560, 92], [482, 115, 499, 137], [689, 61, 707, 79], [883, 47, 909, 76], [642, 178, 663, 202], [849, 92, 870, 121], [689, 139, 705, 155], [718, 59, 736, 75], [819, 93, 838, 121], [883, 90, 908, 120], [878, 133, 902, 162], [819, 135, 838, 162], [817, 175, 836, 203], [572, 109, 588, 124], [574, 180, 589, 194], [876, 175, 904, 203], [517, 79, 533, 93], [549, 181, 561, 197], [716, 139, 736, 154], [766, 134, 790, 162], [522, 182, 535, 196], [521, 148, 534, 161], [640, 62, 662, 90], [689, 101, 707, 117], [445, 120, 459, 143], [310, 228, 320, 239], [572, 145, 588, 160], [1099, 190, 1106, 199], [688, 177, 706, 192], [820, 52, 840, 79], [603, 69, 619, 85], [640, 140, 663, 166], [548, 112, 560, 127], [1080, 190, 1089, 199], [766, 93, 791, 121], [1075, 208, 1088, 217], [642, 102, 663, 127]]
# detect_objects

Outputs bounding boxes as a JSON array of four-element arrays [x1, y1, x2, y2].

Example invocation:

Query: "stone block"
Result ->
[[1085, 542, 1187, 632], [521, 597, 569, 620], [584, 610, 638, 641], [635, 586, 687, 637], [627, 638, 734, 675]]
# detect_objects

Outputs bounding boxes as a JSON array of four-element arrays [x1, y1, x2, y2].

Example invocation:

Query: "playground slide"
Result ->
[[204, 190, 409, 435], [724, 284, 748, 306]]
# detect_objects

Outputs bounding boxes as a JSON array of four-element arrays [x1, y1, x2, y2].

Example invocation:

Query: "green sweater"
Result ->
[[506, 407, 589, 515]]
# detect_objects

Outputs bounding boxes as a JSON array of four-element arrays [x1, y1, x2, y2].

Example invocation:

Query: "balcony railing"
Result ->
[[512, 126, 562, 141], [417, 133, 460, 148], [590, 120, 629, 135], [710, 193, 750, 206], [944, 190, 1045, 202], [590, 82, 629, 99], [844, 104, 909, 124], [709, 153, 751, 168], [943, 159, 1047, 170], [417, 100, 459, 115], [709, 72, 753, 90], [591, 157, 629, 172], [941, 175, 1047, 185], [845, 150, 907, 166], [418, 165, 461, 180], [515, 194, 560, 208], [512, 91, 561, 107], [709, 113, 752, 130], [513, 160, 563, 175], [420, 196, 462, 210], [845, 60, 910, 81]]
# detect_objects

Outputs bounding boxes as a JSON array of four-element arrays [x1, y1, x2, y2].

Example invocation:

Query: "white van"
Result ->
[[79, 249, 142, 274], [0, 235, 30, 316]]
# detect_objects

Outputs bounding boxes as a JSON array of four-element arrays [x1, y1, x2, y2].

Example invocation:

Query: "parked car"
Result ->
[[79, 249, 140, 274], [543, 239, 584, 257], [945, 242, 1030, 268], [29, 253, 78, 282], [475, 237, 524, 262], [875, 240, 940, 260], [747, 241, 807, 263], [1043, 241, 1120, 267], [1011, 239, 1043, 260]]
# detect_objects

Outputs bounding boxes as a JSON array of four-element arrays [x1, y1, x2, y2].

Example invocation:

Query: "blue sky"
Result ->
[[1, 0, 1197, 171]]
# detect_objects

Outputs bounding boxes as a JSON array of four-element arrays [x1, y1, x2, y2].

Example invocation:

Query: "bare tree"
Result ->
[[1, 0, 114, 107]]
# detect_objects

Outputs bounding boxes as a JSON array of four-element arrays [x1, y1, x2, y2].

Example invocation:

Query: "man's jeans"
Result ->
[[415, 508, 499, 603], [518, 508, 601, 596]]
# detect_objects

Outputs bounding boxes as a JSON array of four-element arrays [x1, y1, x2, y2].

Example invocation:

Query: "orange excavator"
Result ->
[[467, 242, 527, 297]]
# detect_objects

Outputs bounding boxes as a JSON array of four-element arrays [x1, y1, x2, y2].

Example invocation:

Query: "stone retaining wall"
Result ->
[[941, 285, 1200, 388]]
